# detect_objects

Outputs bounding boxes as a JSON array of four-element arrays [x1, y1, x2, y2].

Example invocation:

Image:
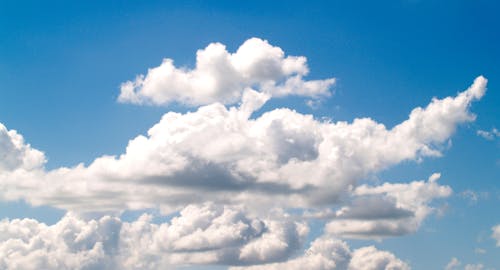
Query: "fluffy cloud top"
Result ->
[[118, 38, 335, 106], [0, 123, 45, 172]]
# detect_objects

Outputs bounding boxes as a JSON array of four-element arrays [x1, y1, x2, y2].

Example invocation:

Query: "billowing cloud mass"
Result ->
[[0, 203, 308, 269], [1, 210, 410, 270], [0, 76, 486, 214], [0, 38, 490, 269], [118, 38, 335, 106]]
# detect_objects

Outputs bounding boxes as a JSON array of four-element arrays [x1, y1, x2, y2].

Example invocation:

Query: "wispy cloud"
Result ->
[[477, 128, 500, 141]]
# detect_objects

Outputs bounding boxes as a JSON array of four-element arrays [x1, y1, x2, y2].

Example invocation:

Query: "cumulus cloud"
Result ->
[[230, 237, 409, 270], [324, 173, 451, 239], [492, 224, 500, 246], [0, 203, 308, 269], [0, 76, 487, 215], [118, 38, 335, 106]]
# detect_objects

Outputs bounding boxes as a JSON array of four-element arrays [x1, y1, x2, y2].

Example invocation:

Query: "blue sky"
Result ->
[[0, 1, 499, 269]]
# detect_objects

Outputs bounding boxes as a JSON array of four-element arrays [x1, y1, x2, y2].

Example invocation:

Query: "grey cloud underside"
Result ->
[[140, 160, 314, 194], [336, 196, 415, 220]]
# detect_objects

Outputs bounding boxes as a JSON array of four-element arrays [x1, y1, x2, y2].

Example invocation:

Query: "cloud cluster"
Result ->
[[0, 203, 308, 269], [118, 38, 335, 106], [1, 208, 411, 270], [0, 76, 486, 215], [0, 38, 490, 269], [230, 237, 409, 270]]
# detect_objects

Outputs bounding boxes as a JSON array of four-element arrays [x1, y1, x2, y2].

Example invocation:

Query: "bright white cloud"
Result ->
[[230, 237, 409, 270], [118, 38, 335, 106], [0, 203, 308, 269], [0, 76, 487, 215], [492, 224, 500, 246]]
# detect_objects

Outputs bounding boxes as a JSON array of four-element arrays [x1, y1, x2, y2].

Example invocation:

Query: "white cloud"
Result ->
[[0, 203, 308, 269], [118, 38, 335, 106], [230, 237, 409, 270], [476, 128, 500, 141], [492, 224, 500, 246], [0, 76, 487, 215]]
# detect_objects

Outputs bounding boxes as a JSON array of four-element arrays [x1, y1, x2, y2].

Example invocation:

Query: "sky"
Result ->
[[0, 1, 499, 269]]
